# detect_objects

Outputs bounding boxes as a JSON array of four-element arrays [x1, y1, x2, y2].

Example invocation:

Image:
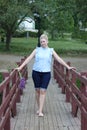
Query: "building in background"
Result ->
[[18, 17, 38, 38]]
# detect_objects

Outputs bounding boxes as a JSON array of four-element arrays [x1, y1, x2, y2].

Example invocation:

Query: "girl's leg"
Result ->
[[38, 72, 51, 116], [38, 89, 46, 116], [35, 89, 40, 111]]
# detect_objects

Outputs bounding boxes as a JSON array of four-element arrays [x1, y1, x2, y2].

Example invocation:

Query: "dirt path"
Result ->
[[63, 57, 87, 72], [0, 54, 23, 70], [0, 54, 87, 72]]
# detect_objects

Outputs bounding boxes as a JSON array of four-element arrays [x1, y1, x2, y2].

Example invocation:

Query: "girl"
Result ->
[[16, 34, 73, 117]]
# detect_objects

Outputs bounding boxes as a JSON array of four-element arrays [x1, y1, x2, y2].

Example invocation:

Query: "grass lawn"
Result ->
[[0, 37, 87, 56]]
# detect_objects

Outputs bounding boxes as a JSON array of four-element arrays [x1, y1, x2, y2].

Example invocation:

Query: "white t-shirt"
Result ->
[[33, 47, 54, 72]]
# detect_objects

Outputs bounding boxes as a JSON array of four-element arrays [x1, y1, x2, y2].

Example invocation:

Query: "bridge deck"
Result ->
[[11, 62, 81, 130]]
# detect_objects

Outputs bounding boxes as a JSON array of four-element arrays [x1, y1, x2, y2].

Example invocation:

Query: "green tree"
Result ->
[[0, 0, 31, 50], [76, 0, 87, 28], [71, 0, 87, 38], [46, 0, 75, 39]]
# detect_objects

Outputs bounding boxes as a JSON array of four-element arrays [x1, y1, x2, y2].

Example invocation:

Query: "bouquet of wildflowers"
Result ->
[[15, 63, 26, 89], [18, 71, 26, 89]]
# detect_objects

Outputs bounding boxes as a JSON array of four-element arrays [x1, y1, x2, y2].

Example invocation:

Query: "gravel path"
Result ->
[[63, 57, 87, 72], [0, 54, 23, 71], [0, 54, 87, 72]]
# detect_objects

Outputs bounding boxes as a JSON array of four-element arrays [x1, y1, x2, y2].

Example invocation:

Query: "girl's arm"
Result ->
[[17, 49, 36, 71], [52, 50, 72, 69]]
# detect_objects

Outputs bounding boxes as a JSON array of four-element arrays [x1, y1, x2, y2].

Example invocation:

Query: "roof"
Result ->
[[18, 17, 38, 32]]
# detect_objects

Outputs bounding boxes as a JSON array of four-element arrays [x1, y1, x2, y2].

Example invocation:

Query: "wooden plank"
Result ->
[[47, 81, 62, 129]]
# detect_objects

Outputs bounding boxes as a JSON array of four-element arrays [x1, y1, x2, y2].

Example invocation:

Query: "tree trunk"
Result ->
[[6, 33, 12, 50]]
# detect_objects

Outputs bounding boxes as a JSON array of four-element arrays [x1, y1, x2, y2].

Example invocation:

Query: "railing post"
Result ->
[[1, 74, 10, 130], [1, 71, 10, 104], [65, 69, 71, 102], [71, 70, 77, 115], [80, 71, 87, 96], [80, 82, 87, 97], [81, 107, 87, 130], [11, 71, 17, 117], [53, 59, 56, 80], [15, 69, 21, 103], [4, 113, 10, 130], [81, 83, 87, 130], [2, 72, 9, 80], [65, 62, 71, 102], [61, 65, 65, 93]]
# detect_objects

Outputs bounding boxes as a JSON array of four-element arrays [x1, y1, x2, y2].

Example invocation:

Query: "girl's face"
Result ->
[[40, 38, 48, 48]]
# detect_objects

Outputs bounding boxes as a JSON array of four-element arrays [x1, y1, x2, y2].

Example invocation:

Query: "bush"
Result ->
[[72, 29, 80, 39], [79, 30, 87, 41], [72, 28, 87, 42], [76, 78, 81, 89]]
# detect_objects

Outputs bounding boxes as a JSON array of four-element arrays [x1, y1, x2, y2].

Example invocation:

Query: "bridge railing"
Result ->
[[53, 59, 87, 130], [0, 57, 28, 130]]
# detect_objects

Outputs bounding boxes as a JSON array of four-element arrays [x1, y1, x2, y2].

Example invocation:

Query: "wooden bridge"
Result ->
[[0, 57, 87, 130]]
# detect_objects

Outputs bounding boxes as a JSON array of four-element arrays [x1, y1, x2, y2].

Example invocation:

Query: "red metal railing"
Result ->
[[53, 59, 87, 130], [0, 57, 28, 130]]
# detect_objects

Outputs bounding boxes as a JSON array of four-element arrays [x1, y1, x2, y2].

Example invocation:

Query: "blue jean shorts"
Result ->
[[32, 70, 51, 89]]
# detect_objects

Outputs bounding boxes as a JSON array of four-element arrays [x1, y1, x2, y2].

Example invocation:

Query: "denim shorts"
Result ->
[[32, 70, 51, 89]]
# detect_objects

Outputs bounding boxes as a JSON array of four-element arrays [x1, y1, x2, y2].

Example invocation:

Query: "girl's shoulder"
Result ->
[[48, 47, 54, 55], [49, 47, 54, 52], [35, 47, 40, 51], [49, 47, 54, 50]]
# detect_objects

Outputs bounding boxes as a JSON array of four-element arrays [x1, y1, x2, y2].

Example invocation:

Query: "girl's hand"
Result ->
[[15, 67, 21, 72]]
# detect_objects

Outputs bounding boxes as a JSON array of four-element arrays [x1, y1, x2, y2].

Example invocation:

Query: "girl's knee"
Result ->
[[36, 88, 40, 94], [40, 89, 46, 95]]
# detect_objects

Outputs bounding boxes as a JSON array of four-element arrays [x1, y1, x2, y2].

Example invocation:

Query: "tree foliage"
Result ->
[[0, 0, 86, 50], [0, 0, 31, 50], [75, 0, 87, 27]]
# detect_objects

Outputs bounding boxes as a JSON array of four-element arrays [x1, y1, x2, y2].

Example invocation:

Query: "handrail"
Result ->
[[53, 59, 87, 130], [0, 57, 28, 130]]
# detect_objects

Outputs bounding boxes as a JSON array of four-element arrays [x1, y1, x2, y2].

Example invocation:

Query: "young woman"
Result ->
[[16, 34, 73, 117]]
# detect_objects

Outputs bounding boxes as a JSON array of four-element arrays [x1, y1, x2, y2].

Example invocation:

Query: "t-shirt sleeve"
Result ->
[[36, 47, 39, 53]]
